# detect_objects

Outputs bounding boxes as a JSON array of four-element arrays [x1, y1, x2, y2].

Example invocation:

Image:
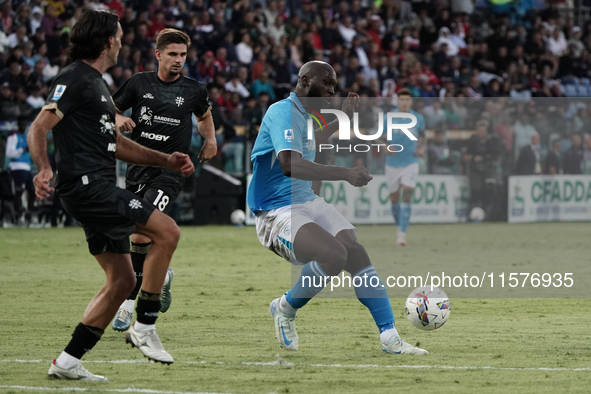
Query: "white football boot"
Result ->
[[47, 359, 108, 381], [382, 335, 429, 355], [125, 325, 174, 364], [269, 298, 298, 351]]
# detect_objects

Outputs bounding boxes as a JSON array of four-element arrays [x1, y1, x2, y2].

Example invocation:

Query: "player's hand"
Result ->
[[347, 166, 373, 187], [33, 168, 54, 199], [167, 152, 195, 177], [116, 114, 136, 132], [198, 139, 217, 162], [342, 92, 359, 118]]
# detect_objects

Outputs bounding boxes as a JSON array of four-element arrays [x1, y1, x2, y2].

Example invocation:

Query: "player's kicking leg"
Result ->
[[336, 230, 427, 355]]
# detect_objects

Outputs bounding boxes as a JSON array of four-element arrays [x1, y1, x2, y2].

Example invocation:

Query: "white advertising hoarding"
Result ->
[[508, 175, 591, 223]]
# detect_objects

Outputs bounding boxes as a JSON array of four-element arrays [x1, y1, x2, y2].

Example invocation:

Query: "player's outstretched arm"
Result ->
[[115, 129, 195, 176], [278, 150, 372, 187], [196, 112, 217, 162], [28, 109, 61, 199]]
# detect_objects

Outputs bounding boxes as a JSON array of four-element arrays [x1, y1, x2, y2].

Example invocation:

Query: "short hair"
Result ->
[[156, 28, 191, 51], [397, 88, 412, 97], [68, 10, 119, 61]]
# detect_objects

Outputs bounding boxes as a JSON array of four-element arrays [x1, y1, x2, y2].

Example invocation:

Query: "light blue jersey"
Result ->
[[385, 109, 425, 168], [247, 93, 317, 213]]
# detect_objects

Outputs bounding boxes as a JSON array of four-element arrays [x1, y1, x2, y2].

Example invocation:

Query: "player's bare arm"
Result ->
[[115, 129, 194, 176], [196, 111, 217, 162], [278, 150, 372, 187], [314, 92, 359, 144], [28, 109, 61, 199]]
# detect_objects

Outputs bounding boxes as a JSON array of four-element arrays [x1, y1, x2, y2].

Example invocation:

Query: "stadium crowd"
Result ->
[[3, 0, 591, 225]]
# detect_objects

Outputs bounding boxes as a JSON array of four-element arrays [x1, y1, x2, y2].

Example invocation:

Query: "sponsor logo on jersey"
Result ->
[[140, 131, 171, 141], [153, 115, 181, 126], [107, 143, 117, 152], [52, 85, 67, 101], [175, 96, 184, 107], [143, 93, 154, 99], [99, 114, 115, 135], [138, 106, 153, 126]]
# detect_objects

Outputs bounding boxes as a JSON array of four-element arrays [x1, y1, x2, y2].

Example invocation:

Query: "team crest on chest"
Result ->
[[175, 96, 184, 107], [139, 106, 153, 125], [99, 114, 115, 135]]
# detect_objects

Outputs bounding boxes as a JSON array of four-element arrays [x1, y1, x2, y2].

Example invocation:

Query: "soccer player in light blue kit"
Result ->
[[385, 89, 426, 246], [248, 61, 427, 355]]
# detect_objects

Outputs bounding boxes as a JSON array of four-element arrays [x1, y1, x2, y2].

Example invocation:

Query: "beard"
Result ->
[[307, 84, 325, 98]]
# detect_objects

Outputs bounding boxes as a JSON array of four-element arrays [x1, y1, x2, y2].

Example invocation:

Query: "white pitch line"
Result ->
[[1, 359, 590, 372], [0, 386, 233, 394]]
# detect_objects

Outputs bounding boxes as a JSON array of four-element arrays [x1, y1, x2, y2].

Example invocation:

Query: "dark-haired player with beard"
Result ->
[[110, 28, 216, 332], [247, 61, 428, 355], [28, 11, 194, 381]]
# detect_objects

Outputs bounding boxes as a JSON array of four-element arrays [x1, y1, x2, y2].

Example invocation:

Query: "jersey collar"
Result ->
[[289, 92, 306, 116]]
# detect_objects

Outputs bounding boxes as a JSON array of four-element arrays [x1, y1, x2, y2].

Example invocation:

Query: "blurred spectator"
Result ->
[[5, 116, 34, 224], [428, 125, 460, 174], [40, 5, 62, 37], [8, 25, 27, 48], [25, 84, 44, 109], [547, 27, 567, 57], [516, 132, 542, 175], [563, 133, 584, 174], [583, 134, 591, 174], [423, 98, 446, 128], [250, 71, 275, 101], [214, 47, 230, 74], [463, 119, 503, 211], [198, 50, 216, 83], [545, 138, 562, 174], [225, 72, 250, 99], [512, 111, 538, 161], [236, 33, 253, 65]]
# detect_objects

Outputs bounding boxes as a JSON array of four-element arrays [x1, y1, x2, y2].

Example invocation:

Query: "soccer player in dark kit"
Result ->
[[27, 10, 194, 381], [111, 28, 216, 332]]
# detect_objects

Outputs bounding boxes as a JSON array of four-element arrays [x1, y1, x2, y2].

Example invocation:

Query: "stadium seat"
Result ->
[[563, 84, 577, 97], [576, 85, 588, 97]]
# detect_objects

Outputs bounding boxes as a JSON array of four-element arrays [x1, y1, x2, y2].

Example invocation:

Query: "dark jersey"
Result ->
[[113, 72, 210, 185], [43, 61, 117, 190]]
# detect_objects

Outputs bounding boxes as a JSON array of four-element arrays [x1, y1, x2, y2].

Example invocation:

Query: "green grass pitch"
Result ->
[[1, 223, 590, 393]]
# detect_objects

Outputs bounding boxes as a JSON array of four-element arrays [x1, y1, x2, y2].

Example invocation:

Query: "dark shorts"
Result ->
[[126, 174, 183, 216], [59, 179, 156, 255], [11, 170, 34, 194]]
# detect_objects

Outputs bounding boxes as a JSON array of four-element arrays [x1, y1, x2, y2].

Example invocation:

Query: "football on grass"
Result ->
[[405, 286, 451, 330]]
